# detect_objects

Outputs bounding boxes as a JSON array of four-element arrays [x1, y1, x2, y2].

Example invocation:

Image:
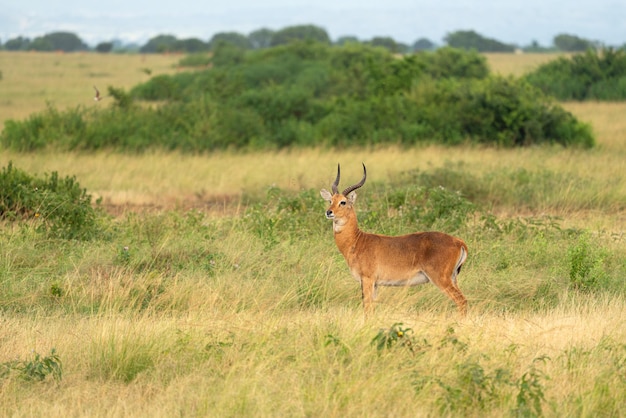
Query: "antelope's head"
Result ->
[[320, 163, 367, 230]]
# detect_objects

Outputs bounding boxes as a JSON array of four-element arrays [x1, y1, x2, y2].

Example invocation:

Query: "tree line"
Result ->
[[0, 25, 617, 54]]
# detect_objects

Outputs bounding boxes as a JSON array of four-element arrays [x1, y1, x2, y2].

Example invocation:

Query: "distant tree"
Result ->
[[412, 38, 436, 51], [5, 36, 31, 51], [336, 35, 360, 45], [397, 43, 410, 53], [113, 40, 140, 53], [175, 37, 209, 52], [445, 30, 516, 52], [30, 37, 54, 51], [523, 40, 553, 53], [368, 36, 407, 53], [140, 34, 178, 53], [209, 32, 251, 50], [95, 42, 113, 53], [553, 33, 596, 52], [110, 39, 133, 52], [270, 24, 331, 46], [37, 32, 88, 51], [249, 28, 274, 49]]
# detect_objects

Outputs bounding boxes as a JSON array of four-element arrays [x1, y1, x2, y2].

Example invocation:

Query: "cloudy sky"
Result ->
[[1, 0, 624, 47]]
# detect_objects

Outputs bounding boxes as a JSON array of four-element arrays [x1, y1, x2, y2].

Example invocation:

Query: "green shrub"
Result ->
[[513, 356, 550, 417], [568, 233, 609, 292], [372, 323, 417, 353], [0, 162, 100, 240], [130, 73, 196, 101], [411, 76, 594, 147], [420, 46, 489, 79], [178, 53, 212, 67], [524, 48, 626, 100], [243, 186, 328, 248], [367, 182, 475, 233], [1, 104, 87, 151]]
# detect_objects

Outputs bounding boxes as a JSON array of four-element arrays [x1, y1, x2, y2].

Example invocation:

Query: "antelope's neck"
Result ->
[[333, 217, 362, 257]]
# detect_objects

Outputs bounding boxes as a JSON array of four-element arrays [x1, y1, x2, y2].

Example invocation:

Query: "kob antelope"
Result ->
[[320, 164, 468, 316]]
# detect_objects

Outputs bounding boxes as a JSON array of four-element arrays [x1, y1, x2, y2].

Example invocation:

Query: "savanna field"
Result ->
[[1, 50, 625, 417]]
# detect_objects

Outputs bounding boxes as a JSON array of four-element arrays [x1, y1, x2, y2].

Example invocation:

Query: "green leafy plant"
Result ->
[[438, 326, 469, 352], [372, 323, 416, 353], [0, 349, 63, 382], [514, 356, 550, 417], [568, 233, 608, 292], [429, 360, 512, 414], [49, 283, 63, 298], [0, 162, 101, 239], [421, 186, 475, 231]]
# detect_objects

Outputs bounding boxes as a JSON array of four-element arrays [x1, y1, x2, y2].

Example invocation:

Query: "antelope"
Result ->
[[320, 163, 468, 316]]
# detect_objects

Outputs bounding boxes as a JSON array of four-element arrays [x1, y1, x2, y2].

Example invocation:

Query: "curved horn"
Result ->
[[342, 163, 367, 196], [331, 163, 340, 194]]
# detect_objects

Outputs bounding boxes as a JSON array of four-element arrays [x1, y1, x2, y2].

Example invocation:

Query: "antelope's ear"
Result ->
[[347, 191, 357, 204], [320, 189, 333, 202]]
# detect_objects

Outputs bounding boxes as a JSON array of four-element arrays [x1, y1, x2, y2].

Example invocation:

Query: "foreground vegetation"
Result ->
[[2, 133, 626, 416], [1, 51, 625, 417]]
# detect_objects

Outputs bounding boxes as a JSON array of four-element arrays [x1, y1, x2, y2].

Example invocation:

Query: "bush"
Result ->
[[406, 76, 594, 147], [0, 162, 101, 240], [178, 53, 212, 67], [1, 104, 87, 151], [524, 48, 626, 100], [457, 77, 594, 147]]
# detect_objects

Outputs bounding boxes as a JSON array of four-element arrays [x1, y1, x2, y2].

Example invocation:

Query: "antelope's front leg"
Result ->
[[360, 277, 376, 317]]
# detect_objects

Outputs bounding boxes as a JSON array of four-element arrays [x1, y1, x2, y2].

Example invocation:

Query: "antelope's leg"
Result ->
[[441, 284, 468, 316], [361, 277, 376, 317], [429, 269, 468, 316]]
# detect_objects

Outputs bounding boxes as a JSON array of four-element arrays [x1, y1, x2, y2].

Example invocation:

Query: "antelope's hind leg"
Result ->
[[429, 269, 468, 316], [444, 283, 467, 316], [360, 276, 376, 317]]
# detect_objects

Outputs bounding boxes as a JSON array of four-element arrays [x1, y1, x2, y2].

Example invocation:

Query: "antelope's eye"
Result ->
[[339, 201, 347, 206]]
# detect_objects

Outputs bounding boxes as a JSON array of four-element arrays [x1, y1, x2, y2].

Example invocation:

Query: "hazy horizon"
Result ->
[[2, 0, 625, 48]]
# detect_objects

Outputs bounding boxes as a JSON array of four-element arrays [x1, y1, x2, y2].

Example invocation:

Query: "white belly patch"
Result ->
[[377, 271, 430, 287]]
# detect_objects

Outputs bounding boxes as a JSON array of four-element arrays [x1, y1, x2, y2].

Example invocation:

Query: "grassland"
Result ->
[[1, 51, 625, 417], [483, 52, 572, 77], [0, 51, 182, 128]]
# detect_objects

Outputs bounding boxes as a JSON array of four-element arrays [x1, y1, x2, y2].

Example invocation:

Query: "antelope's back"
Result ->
[[363, 231, 466, 267]]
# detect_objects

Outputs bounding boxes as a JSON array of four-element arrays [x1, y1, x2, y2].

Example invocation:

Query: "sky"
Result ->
[[1, 0, 625, 48]]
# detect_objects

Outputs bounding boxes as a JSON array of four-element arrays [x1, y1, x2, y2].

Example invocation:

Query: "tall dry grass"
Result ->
[[483, 52, 571, 77], [2, 128, 625, 229], [1, 297, 625, 417]]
